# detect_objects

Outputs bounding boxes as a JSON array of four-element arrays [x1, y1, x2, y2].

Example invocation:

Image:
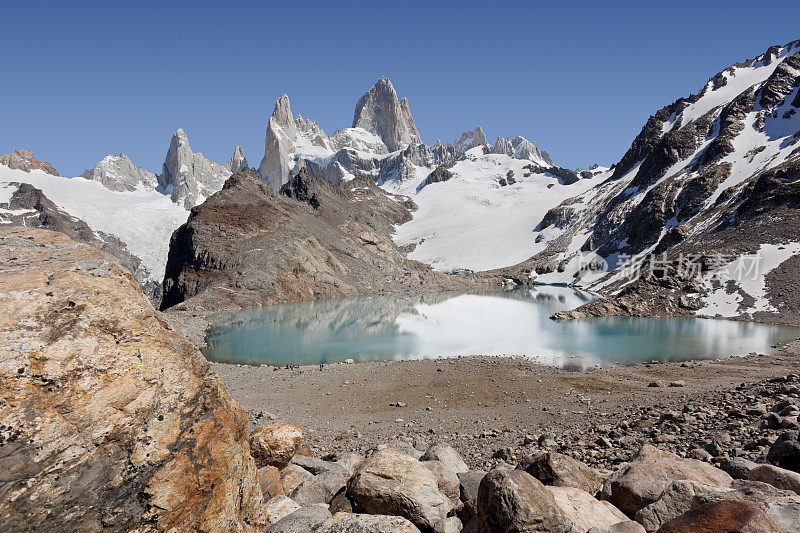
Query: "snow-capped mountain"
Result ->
[[514, 39, 800, 323], [0, 128, 242, 286]]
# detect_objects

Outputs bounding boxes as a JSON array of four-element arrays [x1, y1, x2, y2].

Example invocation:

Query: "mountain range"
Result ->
[[1, 38, 799, 324]]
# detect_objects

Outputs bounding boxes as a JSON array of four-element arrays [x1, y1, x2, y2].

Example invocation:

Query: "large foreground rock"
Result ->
[[347, 449, 453, 529], [0, 228, 265, 531], [605, 445, 732, 517], [477, 468, 573, 532], [767, 430, 800, 472]]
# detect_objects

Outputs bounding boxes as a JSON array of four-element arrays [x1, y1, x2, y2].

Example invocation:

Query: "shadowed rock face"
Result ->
[[0, 148, 59, 175], [352, 77, 421, 151], [160, 168, 481, 312], [0, 228, 266, 531]]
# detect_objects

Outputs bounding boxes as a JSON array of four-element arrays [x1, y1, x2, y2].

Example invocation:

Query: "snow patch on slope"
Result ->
[[0, 165, 188, 281], [387, 154, 605, 271]]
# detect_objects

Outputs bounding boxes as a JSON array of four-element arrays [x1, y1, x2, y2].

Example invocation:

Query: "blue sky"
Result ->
[[2, 1, 799, 177]]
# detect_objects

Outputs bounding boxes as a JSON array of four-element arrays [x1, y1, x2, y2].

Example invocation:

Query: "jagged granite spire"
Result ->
[[258, 94, 297, 188], [492, 135, 552, 166], [158, 128, 231, 208], [225, 145, 248, 174], [352, 77, 421, 151]]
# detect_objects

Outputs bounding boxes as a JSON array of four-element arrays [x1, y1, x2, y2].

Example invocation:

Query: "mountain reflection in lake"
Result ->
[[202, 286, 799, 368]]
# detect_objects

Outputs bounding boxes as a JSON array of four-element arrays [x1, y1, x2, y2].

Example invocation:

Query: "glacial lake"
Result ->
[[201, 286, 800, 369]]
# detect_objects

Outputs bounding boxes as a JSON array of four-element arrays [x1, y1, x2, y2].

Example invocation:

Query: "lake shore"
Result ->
[[211, 340, 800, 471]]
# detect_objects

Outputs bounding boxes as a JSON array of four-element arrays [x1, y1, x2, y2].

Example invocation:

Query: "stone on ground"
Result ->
[[519, 451, 603, 495], [288, 471, 346, 505], [421, 443, 470, 474], [655, 500, 779, 532], [347, 449, 453, 529], [748, 463, 800, 495], [477, 467, 573, 533], [266, 505, 332, 533], [315, 512, 421, 532], [547, 486, 628, 533], [423, 459, 462, 505], [604, 445, 732, 517], [264, 495, 301, 525], [249, 423, 304, 468]]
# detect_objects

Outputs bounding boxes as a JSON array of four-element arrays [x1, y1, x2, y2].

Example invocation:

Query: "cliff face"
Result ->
[[161, 168, 481, 312], [0, 227, 266, 531]]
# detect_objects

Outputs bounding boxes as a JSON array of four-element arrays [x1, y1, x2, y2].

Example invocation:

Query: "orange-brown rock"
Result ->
[[656, 500, 780, 532], [249, 422, 304, 468], [0, 148, 59, 175], [0, 228, 265, 531], [257, 465, 285, 500]]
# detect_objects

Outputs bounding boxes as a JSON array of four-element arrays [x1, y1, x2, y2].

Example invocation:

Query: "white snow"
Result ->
[[697, 242, 800, 317], [0, 182, 17, 204], [0, 164, 189, 281], [386, 154, 606, 271]]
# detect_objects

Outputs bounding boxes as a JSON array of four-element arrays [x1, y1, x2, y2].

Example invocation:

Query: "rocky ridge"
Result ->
[[161, 168, 484, 312], [499, 39, 800, 324], [0, 148, 58, 175]]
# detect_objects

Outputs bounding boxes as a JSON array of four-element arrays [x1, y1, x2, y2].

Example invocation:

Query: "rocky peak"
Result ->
[[272, 94, 296, 137], [454, 126, 488, 154], [159, 128, 231, 208], [259, 94, 299, 189], [0, 148, 59, 176], [492, 135, 553, 166], [225, 145, 248, 174], [81, 153, 158, 192], [352, 77, 421, 151]]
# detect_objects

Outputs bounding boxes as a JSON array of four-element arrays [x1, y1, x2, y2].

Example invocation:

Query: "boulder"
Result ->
[[264, 495, 301, 524], [331, 452, 365, 477], [635, 478, 800, 532], [266, 505, 332, 533], [288, 471, 346, 505], [605, 445, 732, 516], [258, 465, 286, 499], [421, 443, 470, 474], [748, 464, 800, 495], [423, 460, 462, 505], [587, 521, 646, 533], [328, 490, 356, 514], [458, 470, 487, 501], [477, 468, 573, 532], [315, 512, 421, 532], [434, 516, 463, 533], [655, 500, 779, 532], [0, 228, 266, 532], [547, 486, 628, 533], [250, 423, 304, 468], [347, 449, 453, 529], [519, 451, 603, 495], [767, 430, 800, 472], [281, 463, 315, 493], [718, 456, 758, 479]]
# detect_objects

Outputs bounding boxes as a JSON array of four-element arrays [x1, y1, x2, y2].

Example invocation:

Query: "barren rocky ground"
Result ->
[[213, 343, 800, 471]]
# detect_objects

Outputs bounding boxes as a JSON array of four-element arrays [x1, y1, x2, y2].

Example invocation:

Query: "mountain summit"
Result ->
[[352, 77, 421, 151]]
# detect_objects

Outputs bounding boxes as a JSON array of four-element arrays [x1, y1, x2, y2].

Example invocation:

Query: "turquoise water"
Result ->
[[201, 286, 800, 368]]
